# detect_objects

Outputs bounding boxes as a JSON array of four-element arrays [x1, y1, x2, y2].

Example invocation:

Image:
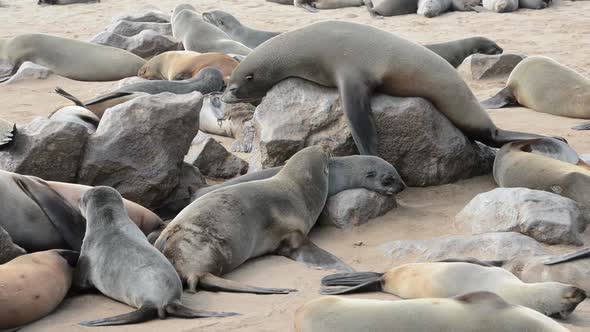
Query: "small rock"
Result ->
[[0, 225, 26, 264], [155, 163, 207, 219], [354, 241, 364, 246], [456, 188, 587, 246], [469, 54, 526, 80], [186, 133, 248, 179], [106, 20, 172, 37], [2, 62, 52, 84], [319, 189, 397, 228], [231, 119, 256, 153], [113, 10, 171, 23], [90, 30, 181, 59]]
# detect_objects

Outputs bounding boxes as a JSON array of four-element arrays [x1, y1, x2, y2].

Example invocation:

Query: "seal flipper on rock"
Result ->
[[544, 247, 590, 265], [194, 273, 296, 295], [277, 232, 354, 272], [480, 86, 519, 109]]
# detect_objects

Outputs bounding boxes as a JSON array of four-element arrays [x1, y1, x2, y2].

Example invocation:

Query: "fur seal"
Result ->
[[0, 118, 16, 147], [0, 225, 26, 264], [155, 146, 352, 295], [38, 0, 99, 4], [138, 51, 238, 81], [519, 0, 551, 9], [483, 0, 518, 11], [362, 0, 418, 17], [75, 186, 237, 326], [418, 0, 452, 17], [482, 56, 590, 129], [425, 37, 503, 68], [0, 33, 145, 82], [0, 249, 78, 329], [49, 106, 100, 133], [198, 91, 254, 138], [223, 21, 547, 156], [294, 293, 571, 332], [202, 11, 282, 49], [172, 6, 251, 56], [320, 261, 586, 318], [266, 0, 364, 12]]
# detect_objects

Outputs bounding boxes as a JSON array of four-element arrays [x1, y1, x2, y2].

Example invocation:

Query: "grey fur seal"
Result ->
[[75, 186, 238, 326], [38, 0, 99, 4], [0, 34, 145, 82], [362, 0, 418, 17], [0, 225, 25, 264], [138, 51, 238, 81], [320, 261, 586, 318], [202, 11, 282, 49], [483, 0, 518, 11], [0, 249, 78, 329], [295, 293, 571, 332], [481, 56, 590, 129], [172, 6, 251, 56], [0, 118, 16, 147], [267, 0, 364, 12], [418, 0, 452, 17], [519, 0, 551, 8], [49, 106, 100, 133], [425, 37, 503, 68], [223, 21, 547, 156], [155, 146, 352, 295]]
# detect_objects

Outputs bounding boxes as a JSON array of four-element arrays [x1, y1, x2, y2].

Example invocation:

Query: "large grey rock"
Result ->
[[186, 133, 248, 179], [113, 10, 171, 23], [155, 162, 207, 218], [319, 189, 397, 228], [251, 78, 495, 186], [456, 188, 587, 246], [379, 232, 548, 261], [468, 53, 526, 80], [3, 62, 52, 84], [106, 20, 172, 37], [77, 92, 202, 209], [90, 30, 181, 58], [231, 119, 256, 153], [0, 118, 88, 182], [0, 225, 26, 264]]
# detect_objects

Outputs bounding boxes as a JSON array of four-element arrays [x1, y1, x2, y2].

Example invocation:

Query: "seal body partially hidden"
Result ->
[[49, 106, 100, 133], [223, 21, 546, 155], [202, 11, 281, 49], [1, 34, 145, 81], [0, 225, 25, 264], [138, 51, 239, 81], [295, 293, 570, 332], [0, 249, 78, 329], [417, 0, 452, 17], [363, 0, 418, 17], [483, 0, 518, 11]]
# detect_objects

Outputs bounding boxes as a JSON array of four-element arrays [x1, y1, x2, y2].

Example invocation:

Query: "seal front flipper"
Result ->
[[195, 273, 297, 295], [480, 86, 518, 109], [544, 247, 590, 265], [572, 122, 590, 131], [278, 234, 354, 272], [319, 271, 383, 295]]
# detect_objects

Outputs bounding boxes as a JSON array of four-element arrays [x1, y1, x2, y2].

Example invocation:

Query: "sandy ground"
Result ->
[[1, 0, 590, 331]]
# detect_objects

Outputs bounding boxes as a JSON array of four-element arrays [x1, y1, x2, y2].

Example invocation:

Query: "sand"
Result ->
[[1, 0, 589, 331]]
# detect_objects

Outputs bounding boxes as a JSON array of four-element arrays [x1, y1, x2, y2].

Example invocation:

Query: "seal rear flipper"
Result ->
[[166, 302, 239, 318], [319, 272, 383, 295], [544, 247, 590, 265], [572, 122, 590, 131], [281, 238, 355, 272], [79, 307, 158, 326], [480, 87, 518, 109], [436, 258, 504, 267], [197, 273, 296, 295], [55, 87, 86, 107]]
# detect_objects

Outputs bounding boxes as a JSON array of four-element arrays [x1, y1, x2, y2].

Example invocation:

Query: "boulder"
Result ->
[[456, 188, 587, 245], [251, 78, 495, 186], [467, 53, 526, 80], [90, 30, 181, 59], [186, 133, 248, 179], [231, 119, 256, 153], [2, 62, 52, 84], [155, 162, 207, 219], [319, 189, 397, 228], [77, 92, 202, 209], [0, 118, 88, 182], [113, 10, 171, 23], [105, 20, 172, 37]]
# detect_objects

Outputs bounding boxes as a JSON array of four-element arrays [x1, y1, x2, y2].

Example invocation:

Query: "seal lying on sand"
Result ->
[[155, 146, 352, 295], [202, 10, 282, 49], [75, 187, 238, 326], [38, 0, 99, 4], [295, 293, 570, 332], [138, 51, 238, 81], [223, 21, 547, 155]]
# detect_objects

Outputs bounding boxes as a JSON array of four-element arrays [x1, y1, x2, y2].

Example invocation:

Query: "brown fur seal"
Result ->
[[138, 51, 238, 81], [320, 261, 586, 318], [0, 249, 78, 329], [482, 56, 590, 129], [155, 146, 352, 295], [295, 292, 571, 332], [75, 186, 238, 326], [425, 37, 503, 68], [0, 34, 145, 82], [222, 21, 547, 156], [0, 225, 26, 264], [202, 10, 282, 49]]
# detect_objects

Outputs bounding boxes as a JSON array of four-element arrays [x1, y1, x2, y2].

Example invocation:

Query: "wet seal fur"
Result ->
[[202, 10, 282, 49]]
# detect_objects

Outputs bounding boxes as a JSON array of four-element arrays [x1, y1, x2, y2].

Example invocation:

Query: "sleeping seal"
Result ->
[[418, 0, 452, 17], [223, 21, 547, 156], [75, 186, 238, 326], [138, 51, 239, 81], [266, 0, 364, 12], [202, 10, 281, 49]]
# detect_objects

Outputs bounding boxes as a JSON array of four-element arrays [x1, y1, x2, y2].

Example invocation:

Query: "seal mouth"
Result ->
[[221, 91, 260, 104]]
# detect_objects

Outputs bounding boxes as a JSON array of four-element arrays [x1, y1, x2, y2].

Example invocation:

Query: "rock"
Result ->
[[319, 189, 397, 228], [468, 53, 526, 80], [77, 92, 202, 209], [379, 232, 547, 262], [118, 76, 148, 89], [456, 188, 587, 246], [0, 225, 26, 264], [105, 20, 172, 37], [155, 162, 207, 219], [186, 133, 249, 179], [251, 78, 495, 186], [113, 10, 171, 23], [2, 62, 52, 84], [90, 30, 181, 59], [231, 119, 256, 153], [0, 118, 88, 182]]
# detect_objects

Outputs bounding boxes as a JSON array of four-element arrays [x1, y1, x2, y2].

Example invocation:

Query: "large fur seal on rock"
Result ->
[[202, 11, 282, 49], [0, 249, 78, 329], [0, 225, 25, 264], [320, 261, 586, 318], [155, 146, 352, 295], [223, 21, 547, 155], [425, 37, 503, 68], [0, 34, 145, 82], [294, 293, 571, 332], [75, 186, 238, 326], [138, 51, 239, 81]]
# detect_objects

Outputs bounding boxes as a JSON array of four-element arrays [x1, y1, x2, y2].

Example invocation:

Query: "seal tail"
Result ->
[[320, 272, 384, 295], [166, 301, 239, 318], [195, 273, 297, 295], [480, 87, 519, 109], [79, 307, 158, 326], [544, 247, 590, 265], [55, 87, 85, 107]]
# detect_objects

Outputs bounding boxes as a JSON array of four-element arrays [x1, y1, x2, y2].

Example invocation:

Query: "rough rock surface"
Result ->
[[106, 20, 172, 37], [3, 62, 52, 84], [113, 10, 170, 23], [231, 119, 256, 153], [155, 162, 207, 219], [186, 133, 248, 179], [319, 189, 397, 228], [90, 30, 181, 58], [468, 53, 526, 80]]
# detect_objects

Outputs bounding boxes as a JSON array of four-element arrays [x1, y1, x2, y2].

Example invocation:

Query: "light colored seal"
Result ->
[[482, 56, 590, 129], [171, 5, 251, 56], [38, 0, 99, 4], [362, 0, 418, 17], [202, 10, 282, 49], [294, 293, 571, 332], [320, 261, 586, 318], [425, 37, 503, 68], [0, 33, 145, 82], [198, 91, 254, 138], [0, 225, 26, 264], [49, 106, 100, 133], [155, 146, 352, 295], [223, 21, 547, 156], [74, 186, 238, 326], [0, 249, 78, 329], [418, 0, 452, 17], [138, 51, 238, 81], [483, 0, 518, 11], [266, 0, 364, 12]]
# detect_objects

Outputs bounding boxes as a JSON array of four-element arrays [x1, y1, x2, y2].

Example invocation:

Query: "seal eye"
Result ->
[[245, 74, 254, 81], [366, 170, 376, 178]]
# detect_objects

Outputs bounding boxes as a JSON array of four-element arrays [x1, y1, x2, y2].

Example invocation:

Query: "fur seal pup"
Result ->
[[223, 21, 547, 156], [320, 261, 586, 318], [0, 118, 16, 147], [0, 34, 145, 82], [0, 249, 78, 329], [49, 106, 100, 133], [294, 293, 571, 332], [172, 6, 251, 56], [0, 225, 26, 264], [138, 51, 238, 81], [155, 146, 352, 295], [202, 11, 282, 49], [482, 56, 590, 129], [75, 186, 238, 326], [418, 0, 452, 17], [425, 37, 503, 68], [38, 0, 99, 4], [483, 0, 518, 11]]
